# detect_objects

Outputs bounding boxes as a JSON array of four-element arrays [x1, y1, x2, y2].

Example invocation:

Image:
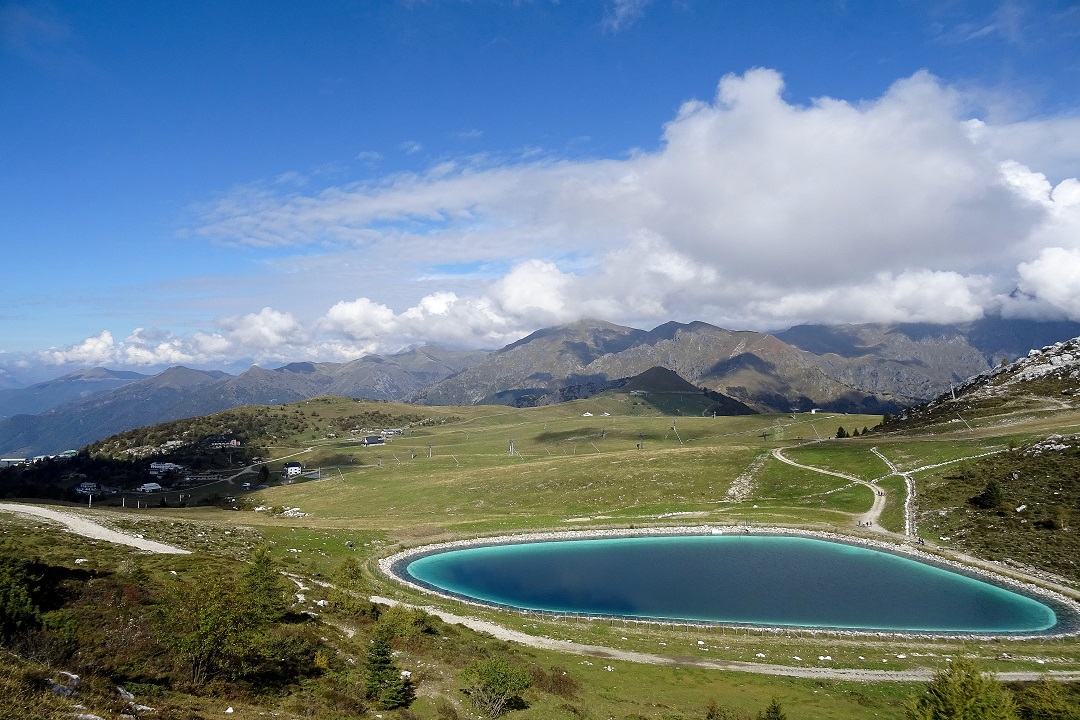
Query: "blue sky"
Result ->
[[2, 0, 1080, 379]]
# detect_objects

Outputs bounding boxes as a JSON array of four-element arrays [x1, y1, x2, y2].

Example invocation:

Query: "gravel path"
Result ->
[[767, 448, 1080, 599], [770, 447, 891, 533], [870, 447, 917, 535], [370, 596, 1079, 683], [0, 502, 190, 554]]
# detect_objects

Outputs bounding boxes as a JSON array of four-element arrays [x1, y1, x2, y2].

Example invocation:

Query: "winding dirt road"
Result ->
[[370, 596, 1080, 683], [0, 502, 190, 554], [770, 447, 891, 532]]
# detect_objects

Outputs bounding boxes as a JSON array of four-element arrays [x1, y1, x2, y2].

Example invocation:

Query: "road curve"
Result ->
[[0, 502, 190, 554], [770, 447, 890, 532]]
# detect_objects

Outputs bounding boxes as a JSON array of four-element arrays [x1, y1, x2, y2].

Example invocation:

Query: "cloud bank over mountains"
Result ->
[[38, 69, 1080, 369]]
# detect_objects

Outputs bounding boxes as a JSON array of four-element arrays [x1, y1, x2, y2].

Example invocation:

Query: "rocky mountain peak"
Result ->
[[1000, 338, 1080, 385], [893, 334, 1080, 428], [949, 335, 1080, 402]]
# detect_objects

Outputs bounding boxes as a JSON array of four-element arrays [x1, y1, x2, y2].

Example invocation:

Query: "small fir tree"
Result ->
[[971, 479, 1004, 510], [905, 657, 1017, 720], [0, 552, 38, 644], [244, 546, 289, 621], [364, 625, 413, 710], [758, 698, 787, 720]]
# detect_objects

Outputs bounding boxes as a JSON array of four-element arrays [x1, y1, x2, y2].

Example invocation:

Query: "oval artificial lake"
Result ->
[[396, 534, 1072, 635]]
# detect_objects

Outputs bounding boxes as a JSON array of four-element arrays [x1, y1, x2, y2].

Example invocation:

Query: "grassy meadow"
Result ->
[[3, 390, 1080, 718]]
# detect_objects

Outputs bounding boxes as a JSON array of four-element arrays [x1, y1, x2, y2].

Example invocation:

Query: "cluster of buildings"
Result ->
[[355, 427, 404, 446], [74, 481, 195, 495], [205, 435, 241, 449], [147, 461, 224, 489], [73, 481, 121, 496], [65, 435, 244, 497], [1, 449, 78, 468]]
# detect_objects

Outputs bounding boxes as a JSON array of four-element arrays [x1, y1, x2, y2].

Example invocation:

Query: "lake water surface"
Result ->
[[403, 535, 1059, 633]]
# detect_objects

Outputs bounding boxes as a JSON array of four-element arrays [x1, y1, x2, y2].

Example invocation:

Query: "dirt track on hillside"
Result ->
[[0, 502, 190, 554], [770, 447, 892, 533], [369, 596, 1080, 683]]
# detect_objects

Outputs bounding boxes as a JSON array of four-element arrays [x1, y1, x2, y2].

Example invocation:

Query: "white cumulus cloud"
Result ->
[[44, 331, 118, 365], [1016, 247, 1080, 318], [491, 260, 572, 323], [322, 291, 521, 349], [218, 307, 307, 350], [42, 328, 202, 367], [41, 67, 1080, 367]]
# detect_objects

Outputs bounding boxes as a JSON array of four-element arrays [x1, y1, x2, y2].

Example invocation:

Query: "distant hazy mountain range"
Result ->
[[0, 346, 485, 457], [2, 317, 1079, 457], [0, 367, 149, 418], [0, 367, 21, 391]]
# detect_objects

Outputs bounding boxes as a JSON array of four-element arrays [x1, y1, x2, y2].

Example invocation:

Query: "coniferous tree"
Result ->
[[971, 479, 1005, 510], [244, 546, 289, 621], [758, 698, 786, 720], [1014, 677, 1080, 719], [364, 625, 413, 710], [905, 657, 1017, 720], [0, 551, 38, 645]]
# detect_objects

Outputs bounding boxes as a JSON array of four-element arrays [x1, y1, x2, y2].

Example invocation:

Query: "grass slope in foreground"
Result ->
[[2, 383, 1080, 718]]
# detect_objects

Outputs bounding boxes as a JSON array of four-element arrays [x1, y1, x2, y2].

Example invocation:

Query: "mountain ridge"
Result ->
[[891, 334, 1080, 431], [411, 318, 1057, 413], [0, 346, 487, 456], [5, 317, 1080, 456], [0, 367, 149, 419]]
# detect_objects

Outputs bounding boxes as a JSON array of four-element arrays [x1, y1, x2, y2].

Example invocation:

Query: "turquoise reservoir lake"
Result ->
[[402, 535, 1060, 633]]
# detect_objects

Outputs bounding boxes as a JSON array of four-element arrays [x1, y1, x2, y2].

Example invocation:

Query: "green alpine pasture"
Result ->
[[3, 388, 1080, 718]]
